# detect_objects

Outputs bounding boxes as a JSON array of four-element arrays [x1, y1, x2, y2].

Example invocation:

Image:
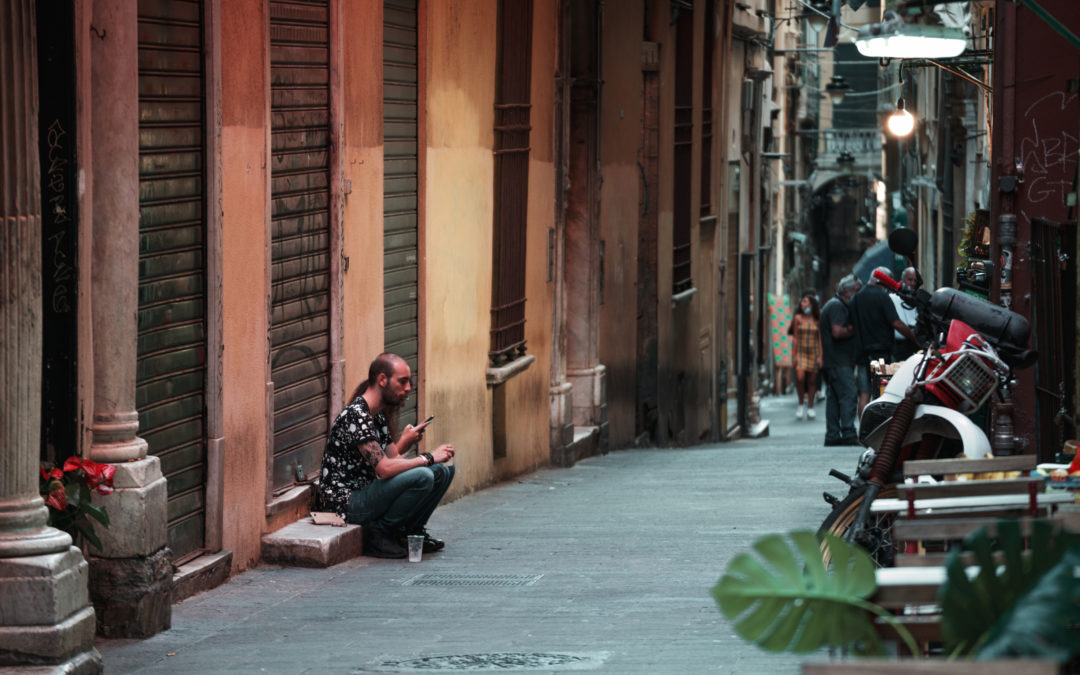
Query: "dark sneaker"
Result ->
[[411, 527, 445, 553], [824, 438, 842, 447], [364, 529, 407, 558], [840, 436, 862, 446]]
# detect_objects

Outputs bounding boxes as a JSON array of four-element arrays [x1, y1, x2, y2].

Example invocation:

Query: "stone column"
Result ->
[[0, 1, 102, 670], [564, 74, 607, 439], [84, 0, 171, 638]]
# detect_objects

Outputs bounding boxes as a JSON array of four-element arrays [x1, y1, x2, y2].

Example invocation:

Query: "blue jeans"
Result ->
[[823, 365, 857, 442], [345, 463, 455, 535]]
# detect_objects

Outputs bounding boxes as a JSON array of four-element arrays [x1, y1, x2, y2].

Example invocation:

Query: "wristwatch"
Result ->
[[422, 452, 435, 466]]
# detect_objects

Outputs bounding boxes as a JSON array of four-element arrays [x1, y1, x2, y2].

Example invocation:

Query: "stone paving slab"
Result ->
[[99, 395, 860, 674]]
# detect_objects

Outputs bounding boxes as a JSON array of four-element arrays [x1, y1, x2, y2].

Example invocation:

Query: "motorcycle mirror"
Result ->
[[888, 227, 918, 258]]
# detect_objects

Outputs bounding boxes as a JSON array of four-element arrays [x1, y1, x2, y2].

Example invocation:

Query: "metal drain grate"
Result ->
[[376, 652, 607, 671], [402, 573, 543, 587]]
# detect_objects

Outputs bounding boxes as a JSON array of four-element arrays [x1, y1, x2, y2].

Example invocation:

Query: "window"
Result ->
[[490, 0, 534, 366], [672, 1, 694, 295]]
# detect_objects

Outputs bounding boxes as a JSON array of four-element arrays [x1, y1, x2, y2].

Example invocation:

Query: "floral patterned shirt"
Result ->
[[317, 397, 392, 517]]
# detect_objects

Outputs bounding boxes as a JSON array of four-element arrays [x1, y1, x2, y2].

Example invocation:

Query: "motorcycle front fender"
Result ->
[[862, 403, 992, 459]]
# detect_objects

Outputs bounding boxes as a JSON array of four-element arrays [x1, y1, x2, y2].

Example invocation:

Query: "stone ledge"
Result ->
[[486, 354, 535, 386], [172, 550, 232, 604], [261, 519, 363, 568]]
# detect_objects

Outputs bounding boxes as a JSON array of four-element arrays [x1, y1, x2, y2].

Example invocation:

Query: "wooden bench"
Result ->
[[870, 454, 1075, 560], [871, 513, 1073, 648]]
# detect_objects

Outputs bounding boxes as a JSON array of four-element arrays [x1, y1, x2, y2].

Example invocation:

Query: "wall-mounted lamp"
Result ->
[[886, 98, 915, 137], [854, 11, 966, 59], [799, 0, 830, 33], [825, 75, 851, 105]]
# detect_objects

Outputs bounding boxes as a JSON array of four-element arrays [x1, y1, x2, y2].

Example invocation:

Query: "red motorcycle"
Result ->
[[819, 229, 1036, 565]]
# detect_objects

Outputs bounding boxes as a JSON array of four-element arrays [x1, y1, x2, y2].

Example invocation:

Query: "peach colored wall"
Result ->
[[493, 0, 556, 480], [598, 1, 645, 449], [341, 0, 386, 390], [422, 0, 499, 496], [219, 0, 269, 573]]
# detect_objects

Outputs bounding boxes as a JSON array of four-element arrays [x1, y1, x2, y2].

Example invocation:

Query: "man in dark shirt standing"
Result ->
[[819, 274, 861, 446], [850, 266, 919, 416], [317, 353, 456, 558]]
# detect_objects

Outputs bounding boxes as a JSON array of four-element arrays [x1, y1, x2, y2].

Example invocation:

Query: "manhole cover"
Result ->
[[401, 574, 543, 587], [376, 652, 607, 671]]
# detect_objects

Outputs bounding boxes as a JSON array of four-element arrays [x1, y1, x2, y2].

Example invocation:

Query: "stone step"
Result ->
[[261, 518, 363, 567]]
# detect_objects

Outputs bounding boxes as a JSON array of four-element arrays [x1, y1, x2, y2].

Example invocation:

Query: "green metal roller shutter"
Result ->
[[136, 0, 207, 563], [269, 0, 331, 493], [384, 0, 419, 425]]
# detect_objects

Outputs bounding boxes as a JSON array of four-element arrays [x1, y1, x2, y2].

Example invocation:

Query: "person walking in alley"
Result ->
[[791, 291, 822, 420], [850, 266, 920, 417], [891, 266, 921, 362], [317, 353, 455, 558], [819, 274, 861, 446]]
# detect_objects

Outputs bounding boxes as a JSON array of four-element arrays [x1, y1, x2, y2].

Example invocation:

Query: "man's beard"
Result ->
[[382, 384, 408, 408]]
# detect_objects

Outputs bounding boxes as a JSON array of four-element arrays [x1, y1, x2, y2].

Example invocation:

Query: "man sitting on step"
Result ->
[[316, 353, 455, 558]]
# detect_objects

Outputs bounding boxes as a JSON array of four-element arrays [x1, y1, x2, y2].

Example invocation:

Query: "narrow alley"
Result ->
[[99, 396, 847, 674]]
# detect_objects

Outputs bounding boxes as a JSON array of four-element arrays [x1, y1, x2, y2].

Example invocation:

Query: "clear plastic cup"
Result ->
[[407, 534, 424, 562]]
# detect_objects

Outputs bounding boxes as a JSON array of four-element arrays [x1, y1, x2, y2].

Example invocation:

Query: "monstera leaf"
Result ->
[[940, 519, 1080, 660], [712, 531, 917, 656]]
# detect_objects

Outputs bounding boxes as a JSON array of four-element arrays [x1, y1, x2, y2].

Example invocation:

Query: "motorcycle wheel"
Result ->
[[819, 483, 898, 568]]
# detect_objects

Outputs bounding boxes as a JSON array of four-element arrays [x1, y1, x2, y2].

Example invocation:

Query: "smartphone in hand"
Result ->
[[419, 414, 435, 428]]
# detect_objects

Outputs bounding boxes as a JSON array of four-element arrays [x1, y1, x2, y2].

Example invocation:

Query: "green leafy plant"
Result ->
[[713, 521, 1080, 664], [711, 530, 919, 656], [940, 519, 1080, 660], [39, 456, 115, 551]]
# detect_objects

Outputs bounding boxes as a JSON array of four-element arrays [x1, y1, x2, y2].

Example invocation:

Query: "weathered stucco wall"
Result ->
[[341, 0, 387, 392], [598, 1, 645, 449], [219, 0, 270, 572], [493, 0, 557, 480], [423, 0, 499, 497]]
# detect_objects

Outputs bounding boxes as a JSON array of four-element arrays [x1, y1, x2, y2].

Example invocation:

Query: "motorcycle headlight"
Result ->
[[940, 353, 996, 412]]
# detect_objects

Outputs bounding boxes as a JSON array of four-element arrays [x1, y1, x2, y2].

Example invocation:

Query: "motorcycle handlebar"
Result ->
[[873, 269, 901, 292]]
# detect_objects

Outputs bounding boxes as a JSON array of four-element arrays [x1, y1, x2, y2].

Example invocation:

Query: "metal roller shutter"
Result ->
[[384, 0, 419, 425], [136, 0, 207, 563], [269, 0, 331, 493]]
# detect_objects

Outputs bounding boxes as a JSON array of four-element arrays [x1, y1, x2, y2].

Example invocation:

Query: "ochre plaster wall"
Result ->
[[219, 0, 269, 573], [598, 1, 645, 449], [422, 0, 499, 497], [341, 0, 387, 393], [493, 0, 557, 480]]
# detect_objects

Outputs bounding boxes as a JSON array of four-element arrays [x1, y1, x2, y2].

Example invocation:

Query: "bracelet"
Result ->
[[422, 452, 435, 466]]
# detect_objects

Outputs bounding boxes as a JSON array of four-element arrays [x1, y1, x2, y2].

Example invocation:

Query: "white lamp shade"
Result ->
[[855, 15, 967, 59]]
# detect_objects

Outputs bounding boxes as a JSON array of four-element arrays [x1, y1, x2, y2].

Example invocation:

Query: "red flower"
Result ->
[[62, 456, 83, 472], [44, 483, 67, 511]]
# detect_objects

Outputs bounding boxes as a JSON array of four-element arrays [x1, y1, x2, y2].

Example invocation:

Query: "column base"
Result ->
[[88, 547, 172, 639], [568, 364, 606, 429], [0, 549, 101, 672], [549, 381, 574, 465], [94, 457, 168, 557]]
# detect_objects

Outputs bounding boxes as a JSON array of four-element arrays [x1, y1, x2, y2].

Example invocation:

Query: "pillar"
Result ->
[[84, 0, 171, 638], [0, 1, 102, 670]]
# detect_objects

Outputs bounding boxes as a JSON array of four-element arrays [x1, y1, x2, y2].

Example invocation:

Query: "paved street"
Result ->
[[99, 395, 860, 674]]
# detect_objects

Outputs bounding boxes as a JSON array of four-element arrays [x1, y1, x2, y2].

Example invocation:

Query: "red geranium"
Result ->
[[39, 456, 114, 551]]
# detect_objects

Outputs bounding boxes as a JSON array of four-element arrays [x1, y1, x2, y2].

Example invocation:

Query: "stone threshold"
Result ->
[[172, 550, 233, 604], [261, 518, 363, 568]]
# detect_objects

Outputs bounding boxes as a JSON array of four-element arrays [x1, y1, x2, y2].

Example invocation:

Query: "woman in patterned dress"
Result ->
[[792, 291, 822, 419]]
